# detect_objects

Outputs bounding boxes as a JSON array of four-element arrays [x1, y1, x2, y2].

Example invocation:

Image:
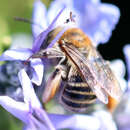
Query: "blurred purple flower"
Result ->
[[116, 114, 130, 130], [0, 69, 118, 130], [113, 44, 130, 130], [123, 44, 130, 90], [0, 69, 55, 130], [0, 1, 124, 129], [32, 0, 120, 46]]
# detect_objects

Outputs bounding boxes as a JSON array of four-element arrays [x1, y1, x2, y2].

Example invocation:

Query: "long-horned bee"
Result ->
[[30, 25, 122, 112]]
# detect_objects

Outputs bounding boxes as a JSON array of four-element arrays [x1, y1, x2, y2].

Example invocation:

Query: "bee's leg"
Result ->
[[30, 47, 64, 59], [42, 63, 67, 103], [107, 96, 119, 113]]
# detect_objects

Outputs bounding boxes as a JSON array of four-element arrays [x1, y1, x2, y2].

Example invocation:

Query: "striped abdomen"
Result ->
[[60, 82, 97, 112]]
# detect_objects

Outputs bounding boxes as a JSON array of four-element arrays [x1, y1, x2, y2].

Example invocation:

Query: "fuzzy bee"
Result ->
[[30, 26, 122, 112]]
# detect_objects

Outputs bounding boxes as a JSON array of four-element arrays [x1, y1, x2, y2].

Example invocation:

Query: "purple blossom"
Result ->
[[0, 5, 100, 129], [0, 5, 67, 86], [0, 40, 124, 129], [113, 44, 130, 130], [0, 0, 125, 129], [0, 69, 118, 130], [123, 44, 130, 90], [32, 0, 120, 46], [0, 48, 43, 86], [0, 69, 55, 130]]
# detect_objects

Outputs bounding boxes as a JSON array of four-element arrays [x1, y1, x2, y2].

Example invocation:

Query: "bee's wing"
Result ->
[[87, 45, 123, 101], [61, 43, 122, 103]]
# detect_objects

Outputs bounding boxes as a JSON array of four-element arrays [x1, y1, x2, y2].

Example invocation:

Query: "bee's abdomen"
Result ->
[[60, 82, 96, 112]]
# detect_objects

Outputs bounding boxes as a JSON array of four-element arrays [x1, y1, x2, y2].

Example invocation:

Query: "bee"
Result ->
[[30, 27, 122, 112]]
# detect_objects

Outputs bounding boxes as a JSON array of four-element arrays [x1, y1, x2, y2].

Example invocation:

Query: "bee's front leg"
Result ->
[[31, 48, 64, 59]]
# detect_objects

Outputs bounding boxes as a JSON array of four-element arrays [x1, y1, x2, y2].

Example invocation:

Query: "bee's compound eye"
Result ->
[[55, 68, 60, 73]]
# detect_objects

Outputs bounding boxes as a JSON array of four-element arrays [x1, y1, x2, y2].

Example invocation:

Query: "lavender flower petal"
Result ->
[[47, 0, 80, 27], [32, 6, 66, 52], [0, 48, 33, 61], [30, 58, 44, 86], [47, 0, 120, 46], [116, 114, 130, 130], [47, 27, 69, 48], [110, 59, 126, 78], [49, 114, 100, 130], [32, 0, 48, 39], [78, 2, 120, 45], [0, 96, 29, 123], [96, 3, 120, 43], [123, 44, 130, 90], [18, 69, 41, 108], [23, 120, 38, 130], [91, 0, 100, 3], [123, 44, 130, 80], [33, 108, 55, 130], [29, 115, 49, 130], [93, 110, 117, 130]]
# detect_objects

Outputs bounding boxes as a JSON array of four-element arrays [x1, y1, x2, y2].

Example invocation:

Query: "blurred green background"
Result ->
[[0, 0, 52, 52], [0, 0, 51, 129]]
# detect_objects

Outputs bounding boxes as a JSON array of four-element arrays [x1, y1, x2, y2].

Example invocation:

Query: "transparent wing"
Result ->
[[87, 44, 123, 101], [61, 42, 122, 103]]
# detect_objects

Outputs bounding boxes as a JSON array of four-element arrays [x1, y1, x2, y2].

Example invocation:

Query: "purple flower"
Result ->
[[0, 48, 43, 86], [123, 44, 130, 90], [0, 69, 118, 130], [0, 69, 55, 130], [0, 6, 99, 129], [0, 5, 67, 86], [113, 45, 130, 130], [32, 0, 120, 46], [0, 1, 124, 129]]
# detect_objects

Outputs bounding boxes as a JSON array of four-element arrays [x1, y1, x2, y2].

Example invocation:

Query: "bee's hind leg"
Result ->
[[42, 63, 67, 103]]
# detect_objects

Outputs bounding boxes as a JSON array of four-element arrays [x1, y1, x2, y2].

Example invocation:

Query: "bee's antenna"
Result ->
[[14, 17, 34, 24], [14, 17, 43, 29]]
